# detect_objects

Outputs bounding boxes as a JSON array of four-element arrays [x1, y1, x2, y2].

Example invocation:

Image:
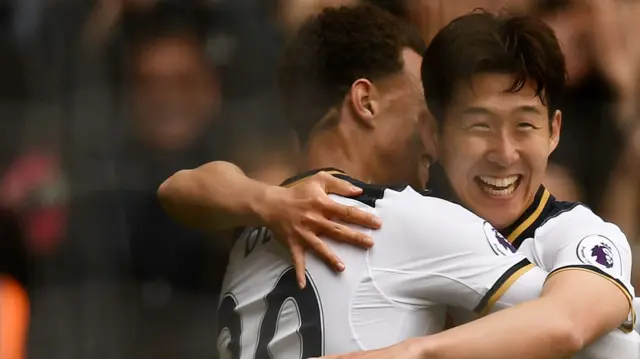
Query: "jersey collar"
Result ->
[[280, 168, 346, 187], [499, 185, 555, 248]]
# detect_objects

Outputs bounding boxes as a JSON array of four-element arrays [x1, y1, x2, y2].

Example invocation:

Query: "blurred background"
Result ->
[[0, 0, 639, 358]]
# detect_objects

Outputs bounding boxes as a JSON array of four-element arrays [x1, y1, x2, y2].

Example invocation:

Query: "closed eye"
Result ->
[[470, 123, 490, 130], [518, 122, 540, 130]]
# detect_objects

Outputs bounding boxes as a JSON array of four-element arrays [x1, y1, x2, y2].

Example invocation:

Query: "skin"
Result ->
[[131, 36, 219, 151], [437, 73, 561, 229]]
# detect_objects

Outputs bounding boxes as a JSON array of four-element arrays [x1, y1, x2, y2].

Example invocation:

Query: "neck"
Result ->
[[300, 128, 378, 183]]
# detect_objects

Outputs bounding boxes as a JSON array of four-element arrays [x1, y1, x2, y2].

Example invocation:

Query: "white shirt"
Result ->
[[453, 186, 638, 358], [217, 172, 547, 359]]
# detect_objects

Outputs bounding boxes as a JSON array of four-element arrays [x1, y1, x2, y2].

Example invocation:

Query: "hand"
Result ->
[[311, 339, 423, 359], [259, 172, 381, 288]]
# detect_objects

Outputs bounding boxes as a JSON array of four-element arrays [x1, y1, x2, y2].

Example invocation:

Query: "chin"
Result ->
[[487, 208, 522, 229]]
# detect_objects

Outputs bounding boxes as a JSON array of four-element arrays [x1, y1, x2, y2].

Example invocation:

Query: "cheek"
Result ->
[[521, 137, 553, 174], [442, 136, 484, 171]]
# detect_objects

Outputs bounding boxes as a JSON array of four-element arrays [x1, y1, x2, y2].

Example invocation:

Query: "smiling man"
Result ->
[[417, 11, 638, 340]]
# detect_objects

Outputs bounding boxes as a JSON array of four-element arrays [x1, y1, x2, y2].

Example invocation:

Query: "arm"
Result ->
[[158, 161, 277, 232], [410, 270, 628, 359], [319, 256, 630, 359], [413, 204, 632, 357], [531, 207, 636, 333], [159, 162, 380, 285], [323, 198, 629, 359]]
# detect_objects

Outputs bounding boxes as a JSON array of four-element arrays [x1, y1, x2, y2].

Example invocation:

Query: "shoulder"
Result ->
[[538, 201, 627, 244]]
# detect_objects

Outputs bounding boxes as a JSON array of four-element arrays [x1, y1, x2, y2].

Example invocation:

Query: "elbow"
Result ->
[[157, 170, 189, 213], [550, 318, 587, 355]]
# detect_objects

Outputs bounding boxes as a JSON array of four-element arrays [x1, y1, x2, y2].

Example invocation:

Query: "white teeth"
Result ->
[[478, 175, 520, 197], [482, 185, 516, 197], [479, 175, 519, 188]]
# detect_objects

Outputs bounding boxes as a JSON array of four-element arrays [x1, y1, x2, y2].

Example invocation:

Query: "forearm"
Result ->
[[158, 161, 274, 232], [414, 297, 581, 359], [415, 270, 629, 359]]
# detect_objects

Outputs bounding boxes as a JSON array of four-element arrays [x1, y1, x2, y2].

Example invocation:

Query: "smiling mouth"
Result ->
[[475, 175, 522, 197]]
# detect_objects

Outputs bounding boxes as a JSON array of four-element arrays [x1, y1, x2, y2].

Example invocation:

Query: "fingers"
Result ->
[[301, 230, 346, 272], [291, 243, 307, 289], [316, 217, 373, 248], [328, 201, 381, 230], [317, 172, 363, 197]]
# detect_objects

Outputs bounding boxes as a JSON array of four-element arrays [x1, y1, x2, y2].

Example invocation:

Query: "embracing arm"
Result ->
[[413, 270, 630, 359], [158, 162, 379, 286], [317, 201, 631, 359], [158, 161, 276, 232]]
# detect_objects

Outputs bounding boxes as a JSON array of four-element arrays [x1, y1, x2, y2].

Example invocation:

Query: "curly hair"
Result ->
[[279, 4, 425, 143], [422, 12, 567, 124]]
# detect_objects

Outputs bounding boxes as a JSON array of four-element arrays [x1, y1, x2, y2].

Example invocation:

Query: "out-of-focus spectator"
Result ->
[[109, 3, 232, 358], [602, 123, 640, 287], [120, 4, 221, 153], [525, 1, 626, 205]]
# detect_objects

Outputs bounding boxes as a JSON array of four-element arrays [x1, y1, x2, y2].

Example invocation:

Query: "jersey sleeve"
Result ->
[[531, 205, 636, 332], [369, 194, 548, 316]]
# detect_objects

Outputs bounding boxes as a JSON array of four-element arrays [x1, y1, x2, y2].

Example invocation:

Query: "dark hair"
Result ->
[[421, 11, 566, 123], [361, 0, 410, 21], [121, 2, 213, 51], [530, 0, 578, 16], [279, 4, 425, 143], [114, 2, 215, 84]]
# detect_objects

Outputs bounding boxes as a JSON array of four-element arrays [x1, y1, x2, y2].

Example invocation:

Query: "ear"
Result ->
[[549, 110, 562, 154], [348, 79, 380, 129]]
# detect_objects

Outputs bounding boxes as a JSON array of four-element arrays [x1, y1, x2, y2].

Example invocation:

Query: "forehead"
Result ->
[[134, 36, 205, 72], [452, 73, 546, 111]]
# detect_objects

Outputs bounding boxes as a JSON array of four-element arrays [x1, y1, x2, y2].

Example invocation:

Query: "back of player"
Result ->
[[217, 190, 444, 359], [217, 176, 548, 359]]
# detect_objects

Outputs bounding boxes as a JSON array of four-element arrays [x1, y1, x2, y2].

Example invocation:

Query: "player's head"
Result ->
[[422, 12, 566, 228], [279, 5, 433, 190]]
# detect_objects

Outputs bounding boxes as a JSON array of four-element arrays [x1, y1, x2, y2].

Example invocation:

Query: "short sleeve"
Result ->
[[533, 206, 636, 332], [369, 194, 547, 315]]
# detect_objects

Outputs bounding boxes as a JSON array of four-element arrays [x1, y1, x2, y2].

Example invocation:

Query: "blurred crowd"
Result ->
[[0, 0, 640, 358]]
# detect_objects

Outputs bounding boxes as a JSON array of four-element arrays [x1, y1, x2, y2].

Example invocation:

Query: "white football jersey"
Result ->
[[502, 186, 637, 358], [216, 170, 547, 359]]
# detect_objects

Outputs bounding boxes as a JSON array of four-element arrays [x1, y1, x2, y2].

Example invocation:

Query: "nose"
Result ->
[[486, 132, 520, 167]]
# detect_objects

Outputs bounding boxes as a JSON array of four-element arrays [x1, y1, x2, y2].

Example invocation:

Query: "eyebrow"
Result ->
[[514, 105, 542, 115], [461, 107, 494, 116], [461, 105, 542, 116]]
